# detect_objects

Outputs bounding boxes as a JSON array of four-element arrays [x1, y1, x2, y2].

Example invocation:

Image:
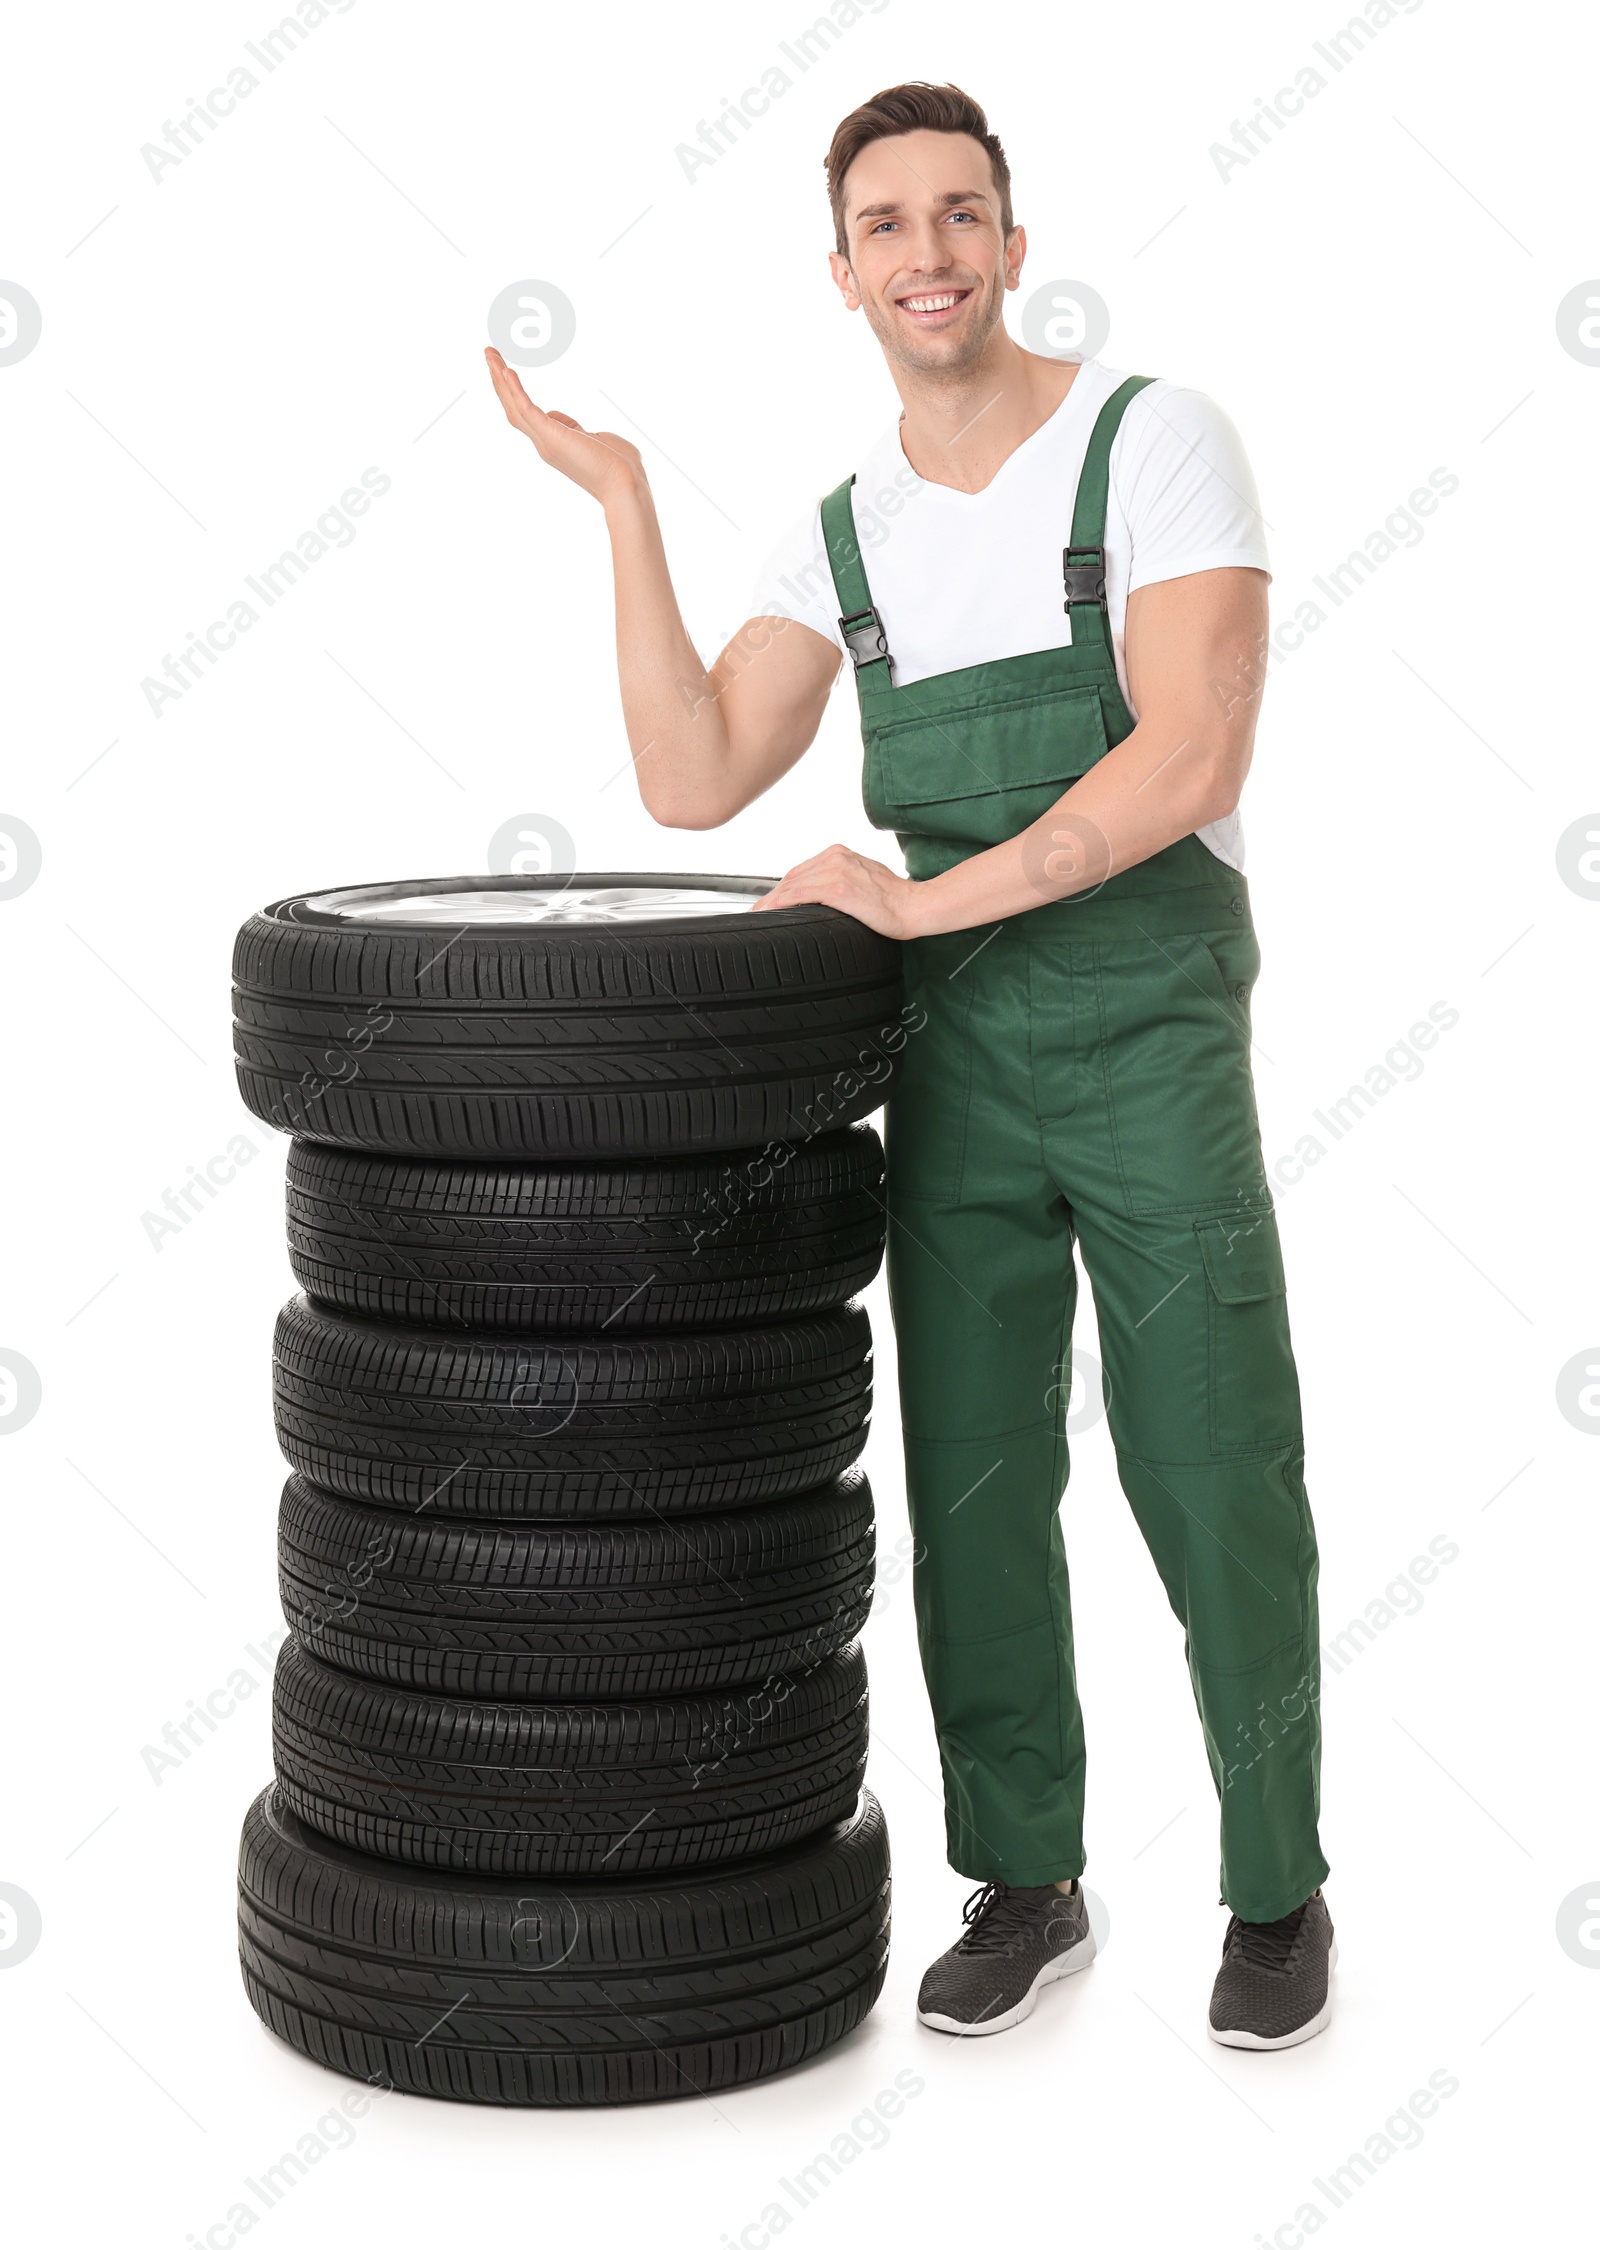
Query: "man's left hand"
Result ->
[[752, 844, 925, 937]]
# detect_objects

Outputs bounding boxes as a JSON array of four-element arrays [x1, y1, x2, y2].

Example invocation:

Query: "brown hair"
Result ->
[[825, 83, 1013, 257]]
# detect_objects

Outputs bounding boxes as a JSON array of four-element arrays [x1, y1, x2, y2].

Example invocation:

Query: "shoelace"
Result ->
[[1223, 1900, 1307, 1973], [954, 1881, 1064, 1957]]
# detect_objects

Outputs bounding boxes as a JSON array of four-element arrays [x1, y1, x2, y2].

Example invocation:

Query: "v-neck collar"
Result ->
[[891, 359, 1106, 502]]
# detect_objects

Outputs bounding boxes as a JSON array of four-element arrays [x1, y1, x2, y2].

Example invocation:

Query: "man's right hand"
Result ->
[[484, 347, 644, 509], [484, 344, 840, 830]]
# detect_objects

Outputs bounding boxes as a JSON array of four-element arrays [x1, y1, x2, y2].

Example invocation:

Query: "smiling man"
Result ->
[[486, 80, 1332, 2052]]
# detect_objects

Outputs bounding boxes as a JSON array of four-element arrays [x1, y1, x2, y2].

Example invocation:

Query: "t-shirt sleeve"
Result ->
[[1114, 385, 1271, 590], [746, 501, 847, 654]]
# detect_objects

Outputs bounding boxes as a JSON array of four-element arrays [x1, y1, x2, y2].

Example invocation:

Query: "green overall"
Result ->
[[821, 377, 1328, 1923]]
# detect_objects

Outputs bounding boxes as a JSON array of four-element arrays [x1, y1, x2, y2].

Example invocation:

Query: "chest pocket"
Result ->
[[865, 682, 1111, 843]]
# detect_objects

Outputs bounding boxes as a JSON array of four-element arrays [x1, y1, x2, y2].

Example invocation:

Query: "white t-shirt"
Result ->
[[747, 358, 1271, 869]]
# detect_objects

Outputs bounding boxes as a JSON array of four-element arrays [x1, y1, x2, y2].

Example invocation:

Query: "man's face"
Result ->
[[830, 128, 1022, 377]]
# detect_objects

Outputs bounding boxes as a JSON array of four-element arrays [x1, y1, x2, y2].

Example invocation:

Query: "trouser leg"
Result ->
[[1055, 922, 1329, 1922], [884, 934, 1085, 1886], [1072, 1201, 1327, 1921]]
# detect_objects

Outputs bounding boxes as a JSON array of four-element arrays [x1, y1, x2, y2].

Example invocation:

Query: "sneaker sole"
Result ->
[[917, 1928, 1098, 2038], [1207, 1936, 1338, 2051]]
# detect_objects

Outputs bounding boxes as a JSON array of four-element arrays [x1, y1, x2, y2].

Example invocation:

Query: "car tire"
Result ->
[[278, 1471, 875, 1699], [272, 1296, 872, 1518], [238, 1783, 890, 2105], [271, 1633, 869, 1878], [283, 1125, 886, 1332], [232, 874, 906, 1160]]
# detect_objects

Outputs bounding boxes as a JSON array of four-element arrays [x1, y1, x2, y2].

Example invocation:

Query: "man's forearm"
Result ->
[[907, 718, 1242, 937], [603, 484, 734, 826]]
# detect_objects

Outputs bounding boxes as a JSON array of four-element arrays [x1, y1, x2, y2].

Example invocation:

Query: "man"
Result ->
[[486, 80, 1332, 2051]]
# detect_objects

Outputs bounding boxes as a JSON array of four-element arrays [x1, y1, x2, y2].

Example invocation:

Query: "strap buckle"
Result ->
[[1062, 544, 1108, 611], [839, 605, 892, 674]]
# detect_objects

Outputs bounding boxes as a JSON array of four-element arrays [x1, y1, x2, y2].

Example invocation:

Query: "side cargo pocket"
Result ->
[[1194, 1213, 1303, 1456]]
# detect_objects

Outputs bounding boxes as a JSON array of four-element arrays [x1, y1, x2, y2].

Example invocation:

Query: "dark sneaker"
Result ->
[[917, 1879, 1096, 2036], [1208, 1889, 1336, 2049]]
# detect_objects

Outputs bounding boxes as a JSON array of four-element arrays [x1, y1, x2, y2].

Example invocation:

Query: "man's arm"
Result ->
[[486, 349, 840, 828], [752, 566, 1270, 932]]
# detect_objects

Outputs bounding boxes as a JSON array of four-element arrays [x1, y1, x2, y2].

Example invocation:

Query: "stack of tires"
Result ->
[[229, 874, 906, 2106]]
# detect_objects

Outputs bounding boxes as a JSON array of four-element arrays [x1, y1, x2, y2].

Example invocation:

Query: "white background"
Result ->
[[1, 1, 1595, 2243]]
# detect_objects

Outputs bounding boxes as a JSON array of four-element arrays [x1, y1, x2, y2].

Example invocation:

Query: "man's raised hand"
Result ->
[[484, 348, 645, 509]]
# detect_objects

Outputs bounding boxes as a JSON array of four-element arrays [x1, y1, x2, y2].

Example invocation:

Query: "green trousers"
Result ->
[[821, 372, 1328, 1922], [885, 894, 1326, 1922]]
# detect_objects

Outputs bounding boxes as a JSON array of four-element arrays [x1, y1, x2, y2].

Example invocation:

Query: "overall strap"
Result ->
[[820, 373, 1160, 687], [820, 476, 893, 680], [1063, 374, 1157, 626]]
